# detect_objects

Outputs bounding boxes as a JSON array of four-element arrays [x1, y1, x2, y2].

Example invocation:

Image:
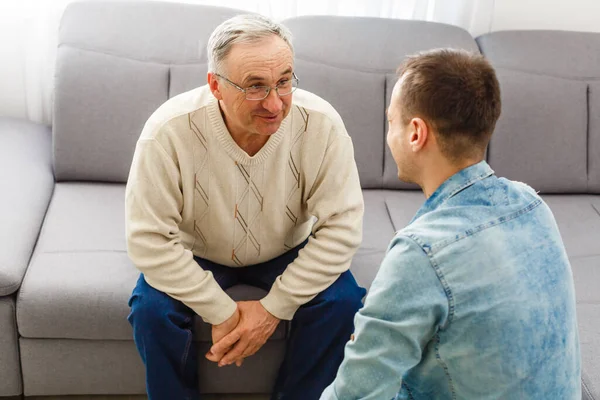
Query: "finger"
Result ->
[[205, 351, 219, 362], [235, 359, 244, 367], [205, 345, 232, 362], [240, 340, 263, 359], [219, 338, 250, 367], [210, 330, 242, 357]]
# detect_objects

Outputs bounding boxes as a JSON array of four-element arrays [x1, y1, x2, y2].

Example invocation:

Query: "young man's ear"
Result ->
[[409, 117, 429, 153], [208, 72, 223, 100]]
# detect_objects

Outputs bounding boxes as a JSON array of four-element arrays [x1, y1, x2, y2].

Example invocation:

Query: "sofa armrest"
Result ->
[[0, 118, 54, 296]]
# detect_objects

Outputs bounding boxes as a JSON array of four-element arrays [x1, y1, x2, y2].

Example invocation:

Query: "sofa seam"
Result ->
[[0, 282, 21, 294], [582, 376, 595, 400], [586, 84, 591, 190], [38, 250, 127, 254], [383, 199, 397, 232], [58, 42, 208, 66], [7, 297, 24, 394]]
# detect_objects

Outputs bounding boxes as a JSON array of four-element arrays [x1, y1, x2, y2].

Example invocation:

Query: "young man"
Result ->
[[126, 14, 365, 400], [321, 49, 581, 399]]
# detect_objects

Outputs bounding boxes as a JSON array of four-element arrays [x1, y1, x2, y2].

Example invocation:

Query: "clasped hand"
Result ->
[[206, 300, 280, 367]]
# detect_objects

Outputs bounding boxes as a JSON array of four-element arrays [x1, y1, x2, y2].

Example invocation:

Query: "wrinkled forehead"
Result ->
[[223, 35, 294, 77]]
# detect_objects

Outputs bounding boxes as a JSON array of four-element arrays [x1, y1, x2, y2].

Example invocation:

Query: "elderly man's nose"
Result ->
[[262, 88, 283, 113]]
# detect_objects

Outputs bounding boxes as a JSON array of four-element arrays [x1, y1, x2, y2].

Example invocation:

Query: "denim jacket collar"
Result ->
[[411, 160, 494, 223]]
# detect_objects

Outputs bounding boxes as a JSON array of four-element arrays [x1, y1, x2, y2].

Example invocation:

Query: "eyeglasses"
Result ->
[[215, 72, 299, 101]]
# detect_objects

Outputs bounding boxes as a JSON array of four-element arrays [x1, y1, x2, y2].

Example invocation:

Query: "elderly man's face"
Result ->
[[217, 35, 294, 137]]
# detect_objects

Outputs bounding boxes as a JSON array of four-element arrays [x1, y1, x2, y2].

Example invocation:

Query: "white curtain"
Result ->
[[0, 0, 494, 125]]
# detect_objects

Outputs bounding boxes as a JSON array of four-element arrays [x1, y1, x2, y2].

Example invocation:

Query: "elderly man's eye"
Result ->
[[247, 86, 266, 93]]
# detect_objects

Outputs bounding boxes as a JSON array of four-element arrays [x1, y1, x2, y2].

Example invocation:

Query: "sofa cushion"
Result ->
[[478, 30, 600, 195], [477, 30, 600, 80], [170, 64, 209, 98], [283, 17, 479, 72], [283, 16, 480, 191], [20, 338, 285, 396], [53, 47, 169, 182], [571, 255, 600, 305], [542, 195, 600, 259], [571, 254, 600, 400], [0, 297, 21, 396], [294, 59, 385, 188], [17, 183, 285, 341], [0, 118, 54, 296], [54, 2, 246, 183], [488, 69, 588, 193], [589, 82, 600, 193], [348, 190, 423, 292], [384, 190, 426, 232], [350, 190, 397, 290], [577, 303, 600, 400], [59, 1, 244, 66]]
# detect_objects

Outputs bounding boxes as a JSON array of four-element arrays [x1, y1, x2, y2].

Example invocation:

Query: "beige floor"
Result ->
[[28, 396, 269, 400]]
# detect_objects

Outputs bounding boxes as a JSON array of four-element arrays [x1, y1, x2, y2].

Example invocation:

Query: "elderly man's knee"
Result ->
[[326, 275, 365, 320], [128, 290, 173, 329]]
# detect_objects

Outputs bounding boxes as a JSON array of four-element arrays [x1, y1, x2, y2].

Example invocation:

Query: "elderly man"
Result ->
[[125, 14, 366, 400], [321, 49, 581, 399]]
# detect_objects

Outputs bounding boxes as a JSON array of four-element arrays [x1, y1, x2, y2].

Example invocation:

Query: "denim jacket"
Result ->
[[321, 161, 580, 400]]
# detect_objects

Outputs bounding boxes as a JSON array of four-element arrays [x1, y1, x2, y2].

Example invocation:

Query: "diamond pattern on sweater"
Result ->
[[233, 163, 263, 265], [284, 106, 309, 250], [190, 112, 210, 256]]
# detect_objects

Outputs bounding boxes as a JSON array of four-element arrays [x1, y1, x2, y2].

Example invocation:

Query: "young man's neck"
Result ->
[[419, 157, 483, 198]]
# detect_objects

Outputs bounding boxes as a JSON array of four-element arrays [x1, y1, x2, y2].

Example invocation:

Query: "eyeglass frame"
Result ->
[[214, 72, 299, 101]]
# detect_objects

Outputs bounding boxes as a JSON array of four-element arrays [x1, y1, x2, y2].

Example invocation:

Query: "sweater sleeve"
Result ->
[[260, 128, 364, 320], [125, 138, 237, 325]]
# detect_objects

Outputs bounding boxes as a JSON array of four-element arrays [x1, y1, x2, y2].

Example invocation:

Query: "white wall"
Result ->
[[0, 5, 28, 120], [491, 0, 600, 33]]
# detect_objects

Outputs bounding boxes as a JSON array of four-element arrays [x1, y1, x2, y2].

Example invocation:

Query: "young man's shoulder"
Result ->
[[403, 176, 545, 251]]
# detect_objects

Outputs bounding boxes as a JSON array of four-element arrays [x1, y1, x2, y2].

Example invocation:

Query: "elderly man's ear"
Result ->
[[208, 72, 223, 100]]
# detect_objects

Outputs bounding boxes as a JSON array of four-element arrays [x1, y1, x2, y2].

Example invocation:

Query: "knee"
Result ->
[[128, 281, 178, 330], [324, 275, 366, 320]]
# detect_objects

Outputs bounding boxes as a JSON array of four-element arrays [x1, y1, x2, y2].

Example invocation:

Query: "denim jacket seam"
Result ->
[[406, 234, 455, 326], [411, 167, 493, 222], [444, 170, 494, 202], [402, 381, 416, 400], [430, 198, 543, 252], [434, 333, 457, 399]]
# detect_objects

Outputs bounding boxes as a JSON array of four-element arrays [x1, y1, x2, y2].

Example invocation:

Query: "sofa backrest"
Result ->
[[53, 1, 244, 182], [478, 30, 600, 194], [54, 2, 600, 194], [53, 1, 479, 187], [281, 16, 479, 189]]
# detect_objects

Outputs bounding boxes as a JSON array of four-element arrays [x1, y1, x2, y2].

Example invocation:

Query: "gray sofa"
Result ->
[[1, 1, 598, 398]]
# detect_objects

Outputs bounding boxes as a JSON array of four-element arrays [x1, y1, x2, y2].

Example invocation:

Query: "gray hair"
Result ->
[[207, 14, 294, 74]]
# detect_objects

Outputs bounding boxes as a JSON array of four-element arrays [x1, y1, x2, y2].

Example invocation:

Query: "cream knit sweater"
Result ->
[[125, 85, 363, 325]]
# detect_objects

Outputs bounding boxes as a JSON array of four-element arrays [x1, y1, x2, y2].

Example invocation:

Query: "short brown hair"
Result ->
[[396, 48, 501, 162]]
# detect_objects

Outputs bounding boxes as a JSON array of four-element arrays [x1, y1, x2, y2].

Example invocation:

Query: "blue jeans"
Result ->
[[127, 241, 366, 400]]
